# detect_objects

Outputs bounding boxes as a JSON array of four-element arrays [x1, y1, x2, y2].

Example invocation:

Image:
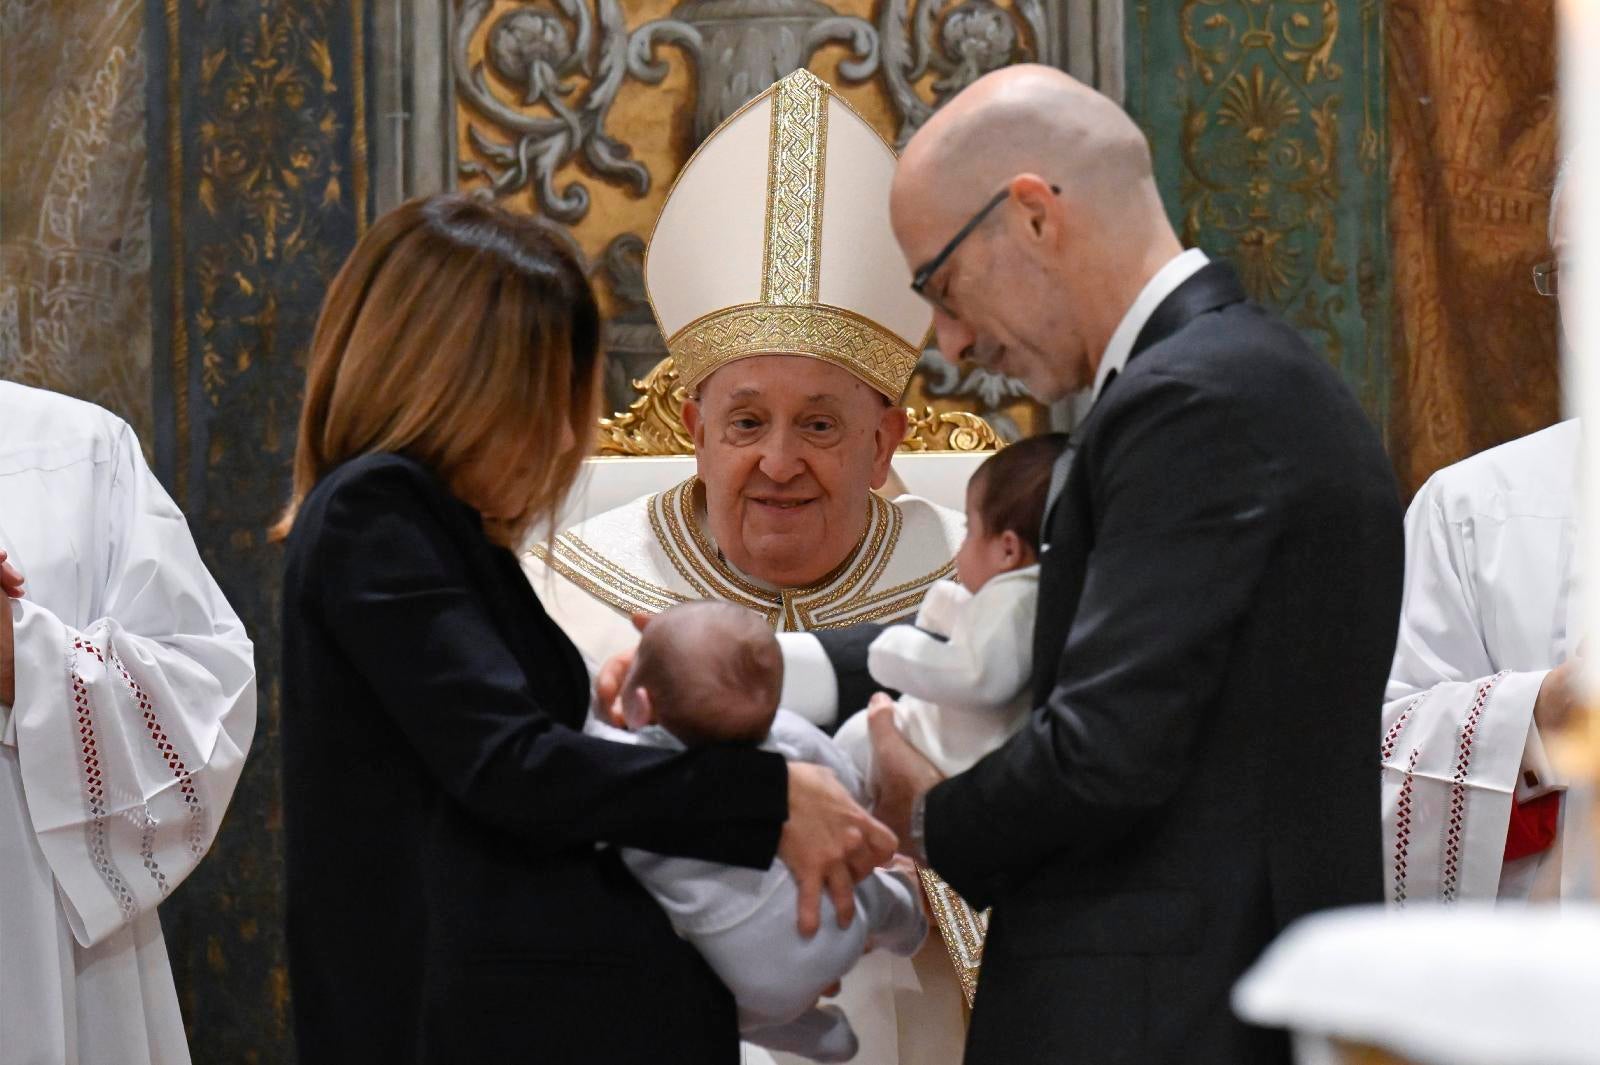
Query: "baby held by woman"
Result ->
[[587, 601, 926, 1063]]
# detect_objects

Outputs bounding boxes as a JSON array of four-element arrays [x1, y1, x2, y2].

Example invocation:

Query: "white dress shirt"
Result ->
[[1090, 246, 1211, 402]]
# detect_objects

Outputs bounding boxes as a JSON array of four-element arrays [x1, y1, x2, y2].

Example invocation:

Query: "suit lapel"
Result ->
[[1028, 261, 1249, 705], [1128, 260, 1248, 359]]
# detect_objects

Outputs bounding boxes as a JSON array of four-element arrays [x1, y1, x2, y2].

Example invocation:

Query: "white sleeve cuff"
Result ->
[[777, 632, 839, 728]]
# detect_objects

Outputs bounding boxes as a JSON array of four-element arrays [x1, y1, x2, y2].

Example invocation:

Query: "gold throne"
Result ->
[[595, 356, 1004, 457]]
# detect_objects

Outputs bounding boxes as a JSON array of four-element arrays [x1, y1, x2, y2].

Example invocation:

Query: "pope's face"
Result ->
[[682, 355, 906, 587]]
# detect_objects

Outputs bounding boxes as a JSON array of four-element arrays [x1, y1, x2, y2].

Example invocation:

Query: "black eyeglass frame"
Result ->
[[910, 184, 1062, 313]]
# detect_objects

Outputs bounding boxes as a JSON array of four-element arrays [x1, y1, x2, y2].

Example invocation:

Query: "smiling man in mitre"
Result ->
[[521, 68, 968, 1065]]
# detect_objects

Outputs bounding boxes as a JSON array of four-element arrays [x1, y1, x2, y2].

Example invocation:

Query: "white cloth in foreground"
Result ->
[[587, 710, 927, 1063], [1381, 420, 1578, 904], [0, 382, 255, 1065], [1233, 904, 1600, 1065], [835, 566, 1037, 781]]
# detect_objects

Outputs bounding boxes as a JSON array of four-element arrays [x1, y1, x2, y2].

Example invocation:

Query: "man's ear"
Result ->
[[869, 401, 909, 489], [1009, 172, 1064, 248], [681, 395, 705, 450]]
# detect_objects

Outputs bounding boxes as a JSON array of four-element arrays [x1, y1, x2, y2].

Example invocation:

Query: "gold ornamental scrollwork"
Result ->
[[595, 356, 696, 456], [901, 407, 1004, 452], [594, 357, 1001, 457]]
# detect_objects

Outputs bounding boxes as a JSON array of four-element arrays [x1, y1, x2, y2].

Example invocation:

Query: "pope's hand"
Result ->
[[593, 612, 651, 728], [867, 693, 945, 853], [780, 761, 897, 937]]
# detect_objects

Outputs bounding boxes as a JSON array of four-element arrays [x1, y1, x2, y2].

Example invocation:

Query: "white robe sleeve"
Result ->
[[4, 424, 255, 946], [776, 633, 840, 728], [1381, 482, 1545, 904]]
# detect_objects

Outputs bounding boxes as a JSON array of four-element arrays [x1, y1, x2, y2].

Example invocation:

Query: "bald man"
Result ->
[[783, 66, 1405, 1065]]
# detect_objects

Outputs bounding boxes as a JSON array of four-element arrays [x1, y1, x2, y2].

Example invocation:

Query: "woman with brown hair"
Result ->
[[275, 194, 893, 1064]]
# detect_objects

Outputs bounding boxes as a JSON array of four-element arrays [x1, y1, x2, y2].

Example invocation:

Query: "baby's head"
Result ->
[[956, 432, 1071, 593], [622, 601, 782, 746]]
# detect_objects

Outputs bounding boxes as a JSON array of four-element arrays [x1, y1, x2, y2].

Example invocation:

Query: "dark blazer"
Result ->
[[280, 452, 790, 1065], [821, 263, 1403, 1065]]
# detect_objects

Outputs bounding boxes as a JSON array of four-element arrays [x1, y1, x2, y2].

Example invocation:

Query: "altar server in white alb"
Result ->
[[1380, 168, 1582, 903], [0, 381, 256, 1064], [834, 434, 1067, 784]]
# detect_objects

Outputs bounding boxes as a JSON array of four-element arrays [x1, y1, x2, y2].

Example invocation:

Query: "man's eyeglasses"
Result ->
[[1533, 259, 1559, 298], [911, 184, 1062, 315]]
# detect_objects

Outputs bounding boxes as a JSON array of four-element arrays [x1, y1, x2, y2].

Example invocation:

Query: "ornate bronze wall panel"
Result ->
[[0, 0, 154, 449], [1128, 0, 1390, 434], [146, 2, 371, 1060], [1387, 0, 1560, 496]]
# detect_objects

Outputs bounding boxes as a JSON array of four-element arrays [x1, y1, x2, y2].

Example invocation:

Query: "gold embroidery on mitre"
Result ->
[[670, 303, 921, 400], [762, 69, 828, 307]]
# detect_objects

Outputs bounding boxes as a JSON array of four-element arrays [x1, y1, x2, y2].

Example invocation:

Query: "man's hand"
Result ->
[[1534, 654, 1586, 733], [780, 761, 897, 938], [593, 612, 651, 727], [867, 693, 945, 852]]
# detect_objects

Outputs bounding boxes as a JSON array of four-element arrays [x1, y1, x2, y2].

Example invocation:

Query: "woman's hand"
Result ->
[[593, 613, 650, 728], [780, 762, 897, 937]]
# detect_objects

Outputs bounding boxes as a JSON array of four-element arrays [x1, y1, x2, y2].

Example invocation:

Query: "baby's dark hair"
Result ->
[[969, 432, 1071, 554], [630, 601, 782, 746]]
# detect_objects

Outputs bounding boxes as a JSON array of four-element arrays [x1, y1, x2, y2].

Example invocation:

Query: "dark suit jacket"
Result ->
[[820, 263, 1403, 1065], [280, 453, 790, 1065]]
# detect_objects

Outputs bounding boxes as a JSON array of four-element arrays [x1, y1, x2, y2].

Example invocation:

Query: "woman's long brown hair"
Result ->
[[270, 194, 601, 546]]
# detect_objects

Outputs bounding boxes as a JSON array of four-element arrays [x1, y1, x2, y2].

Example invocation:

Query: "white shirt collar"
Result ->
[[1090, 248, 1211, 402]]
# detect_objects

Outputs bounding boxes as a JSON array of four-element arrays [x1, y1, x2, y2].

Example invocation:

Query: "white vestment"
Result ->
[[1381, 419, 1577, 904], [836, 565, 1037, 782], [525, 476, 969, 1065], [0, 383, 256, 1064]]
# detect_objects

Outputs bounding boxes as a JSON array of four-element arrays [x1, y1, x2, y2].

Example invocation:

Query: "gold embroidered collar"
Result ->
[[535, 477, 951, 631]]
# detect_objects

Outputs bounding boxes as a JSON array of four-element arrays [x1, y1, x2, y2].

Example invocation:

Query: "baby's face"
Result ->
[[955, 484, 1018, 593]]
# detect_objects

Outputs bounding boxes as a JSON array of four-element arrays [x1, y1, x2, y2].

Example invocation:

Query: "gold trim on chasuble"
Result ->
[[532, 478, 952, 632], [919, 865, 988, 1007]]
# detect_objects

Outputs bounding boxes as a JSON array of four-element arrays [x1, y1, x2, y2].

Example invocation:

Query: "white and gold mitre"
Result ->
[[645, 68, 931, 401]]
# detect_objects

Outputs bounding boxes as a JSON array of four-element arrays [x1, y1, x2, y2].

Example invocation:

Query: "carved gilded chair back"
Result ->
[[595, 357, 1004, 457]]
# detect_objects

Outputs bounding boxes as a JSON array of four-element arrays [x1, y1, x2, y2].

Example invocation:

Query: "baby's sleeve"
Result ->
[[869, 578, 1035, 708]]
